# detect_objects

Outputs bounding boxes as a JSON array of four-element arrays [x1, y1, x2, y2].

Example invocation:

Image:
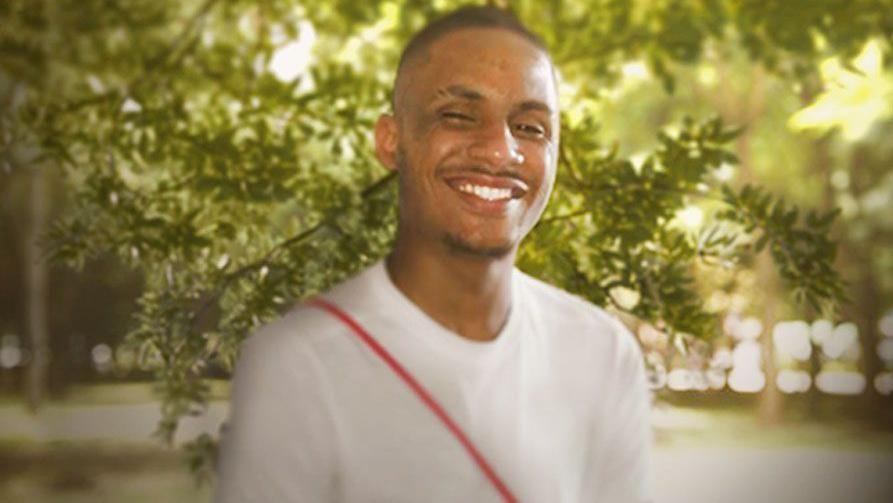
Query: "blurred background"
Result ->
[[2, 0, 892, 502]]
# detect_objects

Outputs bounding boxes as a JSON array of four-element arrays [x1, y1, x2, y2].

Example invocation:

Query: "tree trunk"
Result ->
[[846, 145, 888, 424], [807, 134, 834, 420], [796, 80, 832, 420], [728, 66, 783, 425], [851, 256, 885, 418], [757, 250, 783, 425], [25, 165, 49, 412]]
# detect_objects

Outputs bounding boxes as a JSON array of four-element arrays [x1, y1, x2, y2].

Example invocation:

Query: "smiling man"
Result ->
[[215, 6, 653, 503]]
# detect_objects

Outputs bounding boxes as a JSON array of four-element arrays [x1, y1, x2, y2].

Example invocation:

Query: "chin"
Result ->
[[442, 233, 516, 259]]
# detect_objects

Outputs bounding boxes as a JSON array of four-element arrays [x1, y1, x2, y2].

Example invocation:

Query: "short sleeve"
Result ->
[[214, 327, 338, 503], [582, 319, 654, 503]]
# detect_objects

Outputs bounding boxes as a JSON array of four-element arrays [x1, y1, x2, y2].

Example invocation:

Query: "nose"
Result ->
[[466, 122, 525, 168]]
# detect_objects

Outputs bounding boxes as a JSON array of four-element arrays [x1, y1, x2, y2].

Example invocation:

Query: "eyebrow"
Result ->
[[518, 100, 553, 114], [437, 85, 483, 101], [436, 85, 554, 115]]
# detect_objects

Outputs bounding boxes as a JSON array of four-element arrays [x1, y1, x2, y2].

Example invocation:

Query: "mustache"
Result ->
[[394, 149, 529, 184], [437, 165, 528, 184]]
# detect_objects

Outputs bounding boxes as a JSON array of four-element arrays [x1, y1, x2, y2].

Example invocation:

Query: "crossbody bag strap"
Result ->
[[310, 298, 517, 503]]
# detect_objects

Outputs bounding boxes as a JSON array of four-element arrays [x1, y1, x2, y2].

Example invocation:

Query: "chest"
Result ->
[[321, 342, 600, 502]]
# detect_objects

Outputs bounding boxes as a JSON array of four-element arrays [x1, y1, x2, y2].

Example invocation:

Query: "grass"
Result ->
[[654, 405, 893, 451], [1, 383, 891, 501], [0, 441, 210, 503], [60, 381, 231, 406], [0, 381, 230, 406], [653, 390, 893, 451]]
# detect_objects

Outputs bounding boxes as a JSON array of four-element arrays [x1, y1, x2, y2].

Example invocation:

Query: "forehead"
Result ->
[[399, 27, 558, 111]]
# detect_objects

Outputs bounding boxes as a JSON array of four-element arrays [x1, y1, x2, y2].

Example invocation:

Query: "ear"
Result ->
[[374, 114, 399, 171]]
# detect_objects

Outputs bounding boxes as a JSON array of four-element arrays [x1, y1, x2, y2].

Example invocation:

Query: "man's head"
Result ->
[[375, 6, 560, 259]]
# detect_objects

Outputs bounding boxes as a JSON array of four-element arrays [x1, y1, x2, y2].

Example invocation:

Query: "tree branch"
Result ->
[[186, 171, 397, 332]]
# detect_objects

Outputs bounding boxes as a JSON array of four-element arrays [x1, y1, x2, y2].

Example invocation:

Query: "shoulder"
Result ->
[[515, 270, 643, 367], [240, 304, 336, 358], [237, 263, 384, 372], [231, 304, 342, 389]]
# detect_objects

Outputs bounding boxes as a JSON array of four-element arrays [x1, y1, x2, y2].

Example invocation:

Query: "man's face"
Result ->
[[377, 27, 559, 258]]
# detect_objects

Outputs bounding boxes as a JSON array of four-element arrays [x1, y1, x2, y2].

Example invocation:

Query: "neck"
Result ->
[[386, 233, 516, 342]]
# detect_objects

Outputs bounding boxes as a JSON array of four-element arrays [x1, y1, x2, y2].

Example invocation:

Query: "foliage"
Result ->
[[4, 0, 888, 473]]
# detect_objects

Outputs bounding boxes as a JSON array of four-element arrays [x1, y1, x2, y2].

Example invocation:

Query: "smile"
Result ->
[[442, 172, 529, 201], [457, 183, 513, 201]]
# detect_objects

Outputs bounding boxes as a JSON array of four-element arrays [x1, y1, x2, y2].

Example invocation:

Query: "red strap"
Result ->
[[310, 298, 518, 503]]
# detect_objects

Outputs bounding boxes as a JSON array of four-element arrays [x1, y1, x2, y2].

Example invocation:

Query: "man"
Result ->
[[215, 6, 653, 502]]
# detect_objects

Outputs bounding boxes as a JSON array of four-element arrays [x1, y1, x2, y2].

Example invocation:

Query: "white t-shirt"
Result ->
[[215, 261, 653, 502]]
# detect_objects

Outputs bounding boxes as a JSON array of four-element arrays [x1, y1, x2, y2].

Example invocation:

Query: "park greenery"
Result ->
[[2, 0, 892, 476]]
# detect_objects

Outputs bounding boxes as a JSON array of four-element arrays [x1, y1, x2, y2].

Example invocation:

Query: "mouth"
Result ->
[[440, 172, 529, 217], [442, 172, 529, 201], [456, 182, 513, 201]]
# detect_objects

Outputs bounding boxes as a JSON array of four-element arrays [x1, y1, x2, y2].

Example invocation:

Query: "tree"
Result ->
[[4, 0, 887, 474], [24, 159, 49, 411], [788, 40, 893, 421]]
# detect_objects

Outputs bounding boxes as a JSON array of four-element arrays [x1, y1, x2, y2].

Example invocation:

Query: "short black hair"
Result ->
[[396, 5, 549, 78]]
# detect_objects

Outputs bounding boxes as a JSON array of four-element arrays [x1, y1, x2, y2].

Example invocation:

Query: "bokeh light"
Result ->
[[710, 347, 734, 370], [773, 321, 812, 361], [0, 344, 21, 370], [821, 322, 859, 359], [811, 319, 835, 346], [728, 367, 766, 393], [815, 370, 867, 395], [877, 338, 893, 363], [777, 369, 812, 394], [91, 343, 113, 374], [875, 372, 893, 395], [705, 368, 727, 390], [638, 323, 668, 350], [668, 369, 709, 392], [0, 334, 22, 369], [675, 206, 704, 230], [737, 317, 763, 340], [269, 20, 316, 83], [732, 340, 761, 369], [667, 369, 692, 391], [879, 310, 893, 338]]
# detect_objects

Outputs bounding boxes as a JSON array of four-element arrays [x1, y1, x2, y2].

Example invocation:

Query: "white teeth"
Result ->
[[457, 183, 511, 201]]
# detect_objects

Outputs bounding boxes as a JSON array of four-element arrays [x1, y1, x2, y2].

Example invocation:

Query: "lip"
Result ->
[[442, 172, 529, 196], [440, 171, 529, 216]]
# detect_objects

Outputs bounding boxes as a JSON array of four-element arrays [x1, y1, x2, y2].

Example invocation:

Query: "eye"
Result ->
[[440, 111, 473, 122], [514, 122, 546, 137]]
